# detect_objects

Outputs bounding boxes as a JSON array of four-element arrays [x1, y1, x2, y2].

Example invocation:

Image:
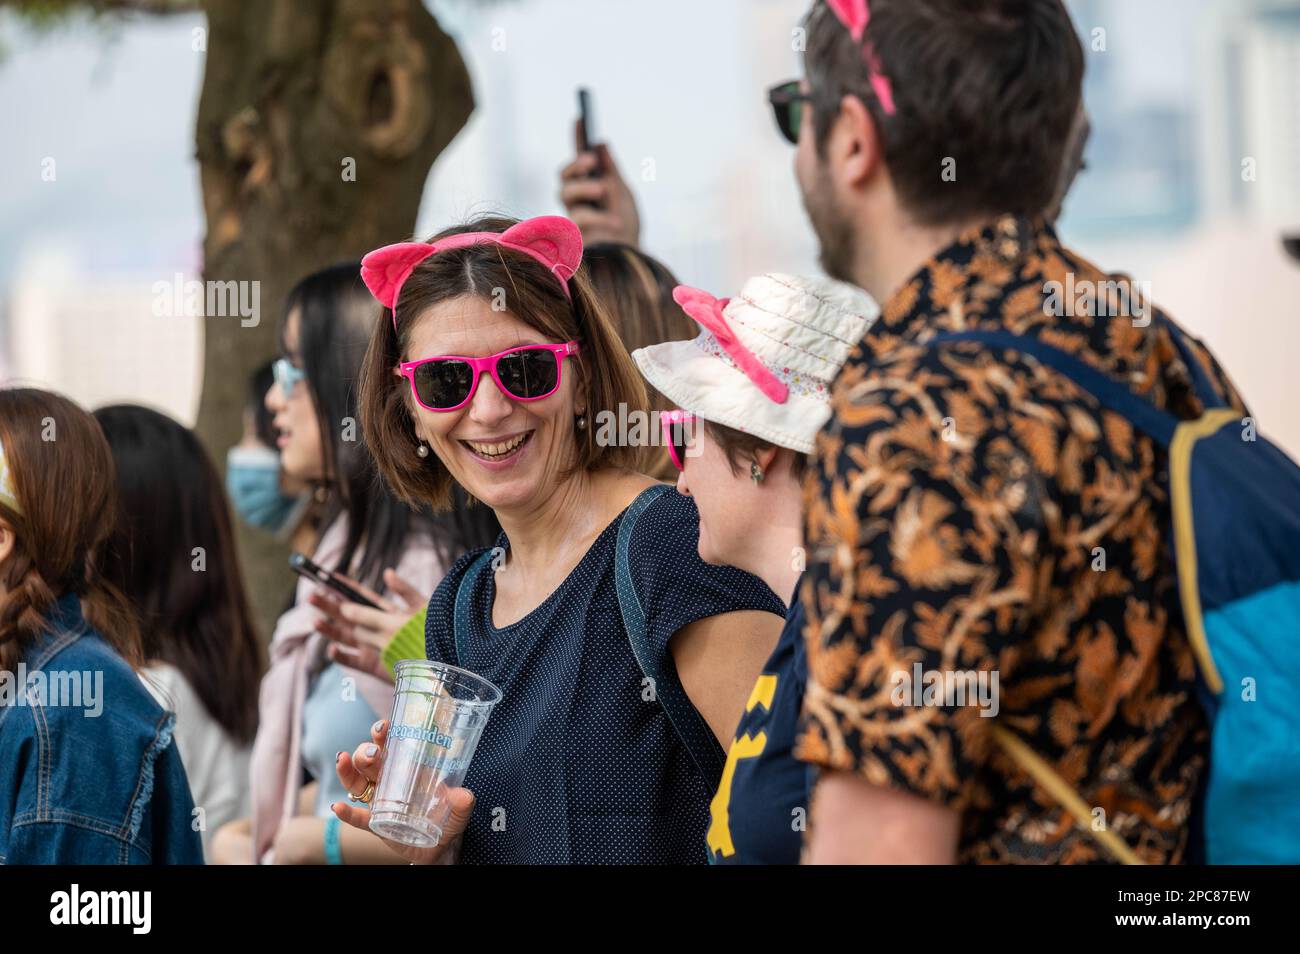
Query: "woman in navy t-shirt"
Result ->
[[424, 487, 780, 863], [329, 216, 785, 864], [632, 272, 878, 863]]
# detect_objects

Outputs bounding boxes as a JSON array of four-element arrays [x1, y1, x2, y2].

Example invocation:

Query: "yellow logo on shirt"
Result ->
[[707, 674, 777, 858]]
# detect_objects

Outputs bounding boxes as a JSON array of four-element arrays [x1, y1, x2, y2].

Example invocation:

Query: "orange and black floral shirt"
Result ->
[[795, 215, 1246, 863]]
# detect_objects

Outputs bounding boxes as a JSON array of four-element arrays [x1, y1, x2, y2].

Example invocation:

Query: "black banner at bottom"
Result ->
[[0, 863, 1288, 939]]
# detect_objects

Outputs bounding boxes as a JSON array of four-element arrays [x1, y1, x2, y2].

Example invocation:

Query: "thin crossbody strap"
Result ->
[[451, 549, 495, 667], [615, 484, 727, 791]]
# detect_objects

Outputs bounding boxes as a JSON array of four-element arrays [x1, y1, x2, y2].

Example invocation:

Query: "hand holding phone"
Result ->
[[558, 87, 642, 246], [289, 552, 382, 609], [304, 565, 431, 683]]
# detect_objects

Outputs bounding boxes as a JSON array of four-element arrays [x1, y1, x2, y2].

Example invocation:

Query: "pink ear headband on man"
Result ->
[[826, 0, 897, 116], [360, 215, 584, 330]]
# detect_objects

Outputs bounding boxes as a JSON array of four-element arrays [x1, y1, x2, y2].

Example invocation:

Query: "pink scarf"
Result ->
[[249, 516, 443, 862]]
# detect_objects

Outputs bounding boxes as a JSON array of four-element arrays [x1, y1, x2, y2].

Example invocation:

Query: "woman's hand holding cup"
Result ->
[[332, 719, 475, 865]]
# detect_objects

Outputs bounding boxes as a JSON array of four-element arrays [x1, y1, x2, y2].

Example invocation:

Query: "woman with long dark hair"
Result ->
[[95, 404, 264, 861], [212, 262, 497, 865], [0, 387, 203, 864]]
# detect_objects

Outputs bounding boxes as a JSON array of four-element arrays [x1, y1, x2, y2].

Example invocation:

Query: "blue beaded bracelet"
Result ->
[[324, 814, 344, 865]]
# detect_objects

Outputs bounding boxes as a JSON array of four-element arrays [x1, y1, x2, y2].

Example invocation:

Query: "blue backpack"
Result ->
[[935, 322, 1300, 864]]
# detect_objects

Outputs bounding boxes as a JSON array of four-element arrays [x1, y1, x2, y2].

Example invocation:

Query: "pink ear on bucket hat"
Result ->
[[633, 273, 878, 454], [672, 285, 789, 404], [360, 215, 584, 328]]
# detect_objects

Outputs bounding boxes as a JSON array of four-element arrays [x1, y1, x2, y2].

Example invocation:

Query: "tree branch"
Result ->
[[7, 0, 202, 18]]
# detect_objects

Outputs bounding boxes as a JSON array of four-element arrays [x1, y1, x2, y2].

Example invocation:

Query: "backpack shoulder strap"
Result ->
[[1157, 315, 1226, 411], [991, 725, 1146, 864], [614, 483, 727, 791], [451, 549, 495, 667], [931, 330, 1181, 447]]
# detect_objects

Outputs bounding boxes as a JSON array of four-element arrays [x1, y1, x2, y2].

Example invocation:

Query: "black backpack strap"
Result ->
[[451, 549, 495, 667], [932, 330, 1182, 447], [614, 483, 727, 791]]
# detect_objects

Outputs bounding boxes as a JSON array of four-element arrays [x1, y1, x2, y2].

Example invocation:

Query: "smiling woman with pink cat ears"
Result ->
[[330, 214, 786, 864]]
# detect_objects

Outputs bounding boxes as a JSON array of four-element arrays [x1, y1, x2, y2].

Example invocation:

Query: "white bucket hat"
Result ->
[[632, 273, 878, 454]]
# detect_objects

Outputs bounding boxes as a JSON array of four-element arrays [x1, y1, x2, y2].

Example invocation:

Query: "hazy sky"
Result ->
[[0, 0, 1258, 307]]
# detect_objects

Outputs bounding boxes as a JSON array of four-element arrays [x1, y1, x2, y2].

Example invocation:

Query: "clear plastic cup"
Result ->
[[368, 660, 502, 848]]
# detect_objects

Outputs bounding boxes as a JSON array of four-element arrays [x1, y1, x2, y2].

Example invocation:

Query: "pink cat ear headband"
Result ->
[[360, 215, 584, 330], [826, 0, 897, 116]]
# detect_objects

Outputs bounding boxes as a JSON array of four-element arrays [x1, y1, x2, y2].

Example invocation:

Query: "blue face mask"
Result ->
[[226, 445, 299, 533]]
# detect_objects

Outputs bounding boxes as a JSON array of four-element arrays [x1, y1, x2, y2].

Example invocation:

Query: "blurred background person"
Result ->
[[557, 121, 643, 247], [582, 242, 697, 479], [96, 403, 265, 862], [233, 264, 497, 864], [0, 387, 203, 864], [226, 360, 320, 555], [211, 263, 445, 865]]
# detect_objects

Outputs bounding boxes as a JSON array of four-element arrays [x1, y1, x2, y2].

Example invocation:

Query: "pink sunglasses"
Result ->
[[398, 342, 581, 412], [660, 409, 697, 471]]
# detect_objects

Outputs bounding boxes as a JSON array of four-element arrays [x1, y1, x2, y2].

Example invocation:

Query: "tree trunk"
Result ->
[[193, 0, 472, 636]]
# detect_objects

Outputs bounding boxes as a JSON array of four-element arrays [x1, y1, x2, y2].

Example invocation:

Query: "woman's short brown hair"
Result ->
[[704, 419, 808, 482], [359, 216, 650, 510]]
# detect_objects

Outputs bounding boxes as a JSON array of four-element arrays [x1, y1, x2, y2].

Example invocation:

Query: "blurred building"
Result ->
[[1198, 0, 1300, 224], [5, 249, 203, 424], [0, 7, 207, 421], [1058, 0, 1300, 458]]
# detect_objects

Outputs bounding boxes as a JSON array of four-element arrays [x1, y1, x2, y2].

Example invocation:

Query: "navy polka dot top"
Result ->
[[424, 486, 785, 864]]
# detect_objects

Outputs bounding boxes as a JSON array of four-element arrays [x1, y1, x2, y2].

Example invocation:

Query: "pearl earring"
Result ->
[[576, 414, 587, 431], [417, 442, 429, 458]]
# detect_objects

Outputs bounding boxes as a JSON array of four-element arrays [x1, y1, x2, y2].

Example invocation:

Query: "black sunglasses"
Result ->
[[767, 80, 813, 145]]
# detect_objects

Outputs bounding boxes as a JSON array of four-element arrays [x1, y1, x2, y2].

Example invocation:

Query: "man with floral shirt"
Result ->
[[785, 0, 1245, 863]]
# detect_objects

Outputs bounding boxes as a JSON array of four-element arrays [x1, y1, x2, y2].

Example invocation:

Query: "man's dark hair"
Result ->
[[804, 0, 1085, 225]]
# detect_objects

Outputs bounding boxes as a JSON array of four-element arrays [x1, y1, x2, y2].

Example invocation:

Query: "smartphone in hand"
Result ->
[[289, 552, 381, 609], [577, 87, 594, 154], [575, 87, 605, 210]]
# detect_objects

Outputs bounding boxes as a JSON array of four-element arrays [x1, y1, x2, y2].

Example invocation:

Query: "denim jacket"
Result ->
[[0, 594, 204, 864]]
